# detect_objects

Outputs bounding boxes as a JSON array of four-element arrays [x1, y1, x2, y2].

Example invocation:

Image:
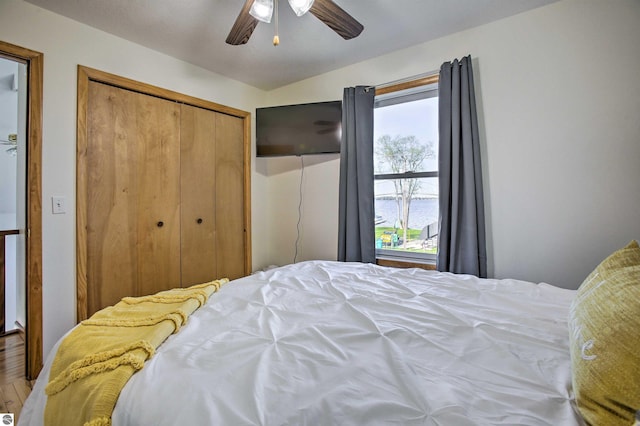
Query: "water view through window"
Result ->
[[374, 92, 439, 258]]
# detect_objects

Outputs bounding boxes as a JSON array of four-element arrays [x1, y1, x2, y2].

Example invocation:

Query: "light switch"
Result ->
[[52, 196, 66, 214]]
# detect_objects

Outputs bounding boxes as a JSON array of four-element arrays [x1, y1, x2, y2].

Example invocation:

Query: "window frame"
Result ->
[[374, 74, 440, 265]]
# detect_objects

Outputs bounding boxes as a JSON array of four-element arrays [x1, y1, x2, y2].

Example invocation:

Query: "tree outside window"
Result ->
[[375, 135, 435, 247]]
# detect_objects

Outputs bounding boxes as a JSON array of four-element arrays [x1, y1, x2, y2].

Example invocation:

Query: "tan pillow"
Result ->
[[569, 241, 640, 425]]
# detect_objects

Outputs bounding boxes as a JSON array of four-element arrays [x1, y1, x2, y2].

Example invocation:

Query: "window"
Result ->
[[374, 76, 439, 263]]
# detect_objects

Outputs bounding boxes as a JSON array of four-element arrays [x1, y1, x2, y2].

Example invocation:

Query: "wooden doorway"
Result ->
[[0, 41, 43, 380]]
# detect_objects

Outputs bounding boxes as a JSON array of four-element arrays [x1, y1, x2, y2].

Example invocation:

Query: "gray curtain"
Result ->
[[437, 56, 487, 277], [338, 86, 375, 263]]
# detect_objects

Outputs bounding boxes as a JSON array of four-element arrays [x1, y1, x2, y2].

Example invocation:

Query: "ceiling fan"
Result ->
[[1, 134, 17, 155], [226, 0, 364, 46]]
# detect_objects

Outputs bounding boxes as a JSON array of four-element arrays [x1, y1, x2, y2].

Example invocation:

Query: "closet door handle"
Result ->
[[157, 221, 164, 228], [197, 218, 203, 224]]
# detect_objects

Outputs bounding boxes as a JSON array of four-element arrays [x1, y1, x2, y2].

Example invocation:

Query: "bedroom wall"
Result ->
[[261, 0, 640, 289], [0, 0, 267, 358]]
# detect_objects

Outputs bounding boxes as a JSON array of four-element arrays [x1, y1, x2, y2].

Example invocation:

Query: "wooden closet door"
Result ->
[[135, 92, 181, 296], [86, 82, 138, 314], [215, 113, 246, 280], [180, 104, 217, 286], [86, 82, 181, 315]]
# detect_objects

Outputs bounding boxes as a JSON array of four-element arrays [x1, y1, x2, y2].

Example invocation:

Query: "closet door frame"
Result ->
[[76, 66, 251, 322]]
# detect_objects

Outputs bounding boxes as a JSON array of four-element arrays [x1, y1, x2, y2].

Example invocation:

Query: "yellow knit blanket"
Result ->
[[44, 279, 228, 426]]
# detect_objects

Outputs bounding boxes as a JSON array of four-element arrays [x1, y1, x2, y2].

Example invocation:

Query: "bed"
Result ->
[[19, 248, 640, 425]]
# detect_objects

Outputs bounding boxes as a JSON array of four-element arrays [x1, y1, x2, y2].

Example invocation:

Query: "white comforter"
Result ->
[[21, 261, 583, 425]]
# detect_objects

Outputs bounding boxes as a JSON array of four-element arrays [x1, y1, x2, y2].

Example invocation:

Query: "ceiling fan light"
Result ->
[[249, 0, 274, 23], [288, 0, 314, 16]]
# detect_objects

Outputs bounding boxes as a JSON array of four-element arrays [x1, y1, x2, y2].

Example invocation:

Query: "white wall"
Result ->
[[0, 0, 267, 358], [0, 58, 18, 220], [262, 0, 640, 289]]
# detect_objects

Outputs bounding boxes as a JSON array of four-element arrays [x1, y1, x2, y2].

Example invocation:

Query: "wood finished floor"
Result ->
[[0, 333, 33, 422]]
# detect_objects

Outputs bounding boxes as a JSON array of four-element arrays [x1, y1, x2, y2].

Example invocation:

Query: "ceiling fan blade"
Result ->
[[226, 0, 259, 45], [309, 0, 364, 40]]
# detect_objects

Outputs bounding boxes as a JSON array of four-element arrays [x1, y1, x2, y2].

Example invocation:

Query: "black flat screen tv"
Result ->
[[256, 100, 342, 157]]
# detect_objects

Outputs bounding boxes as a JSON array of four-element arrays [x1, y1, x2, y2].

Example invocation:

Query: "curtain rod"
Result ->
[[364, 55, 470, 93], [364, 69, 439, 93]]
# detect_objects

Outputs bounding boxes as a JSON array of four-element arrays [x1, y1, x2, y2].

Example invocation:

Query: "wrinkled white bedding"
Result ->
[[21, 261, 583, 425]]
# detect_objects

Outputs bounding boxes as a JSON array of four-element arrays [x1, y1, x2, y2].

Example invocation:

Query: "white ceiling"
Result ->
[[25, 0, 558, 90]]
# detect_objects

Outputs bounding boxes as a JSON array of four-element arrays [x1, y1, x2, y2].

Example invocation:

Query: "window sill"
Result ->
[[376, 257, 436, 271]]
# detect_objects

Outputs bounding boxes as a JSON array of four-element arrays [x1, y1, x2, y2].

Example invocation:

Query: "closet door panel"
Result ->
[[180, 104, 217, 286], [86, 82, 139, 315], [136, 95, 182, 296], [78, 67, 251, 321], [215, 113, 245, 280]]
